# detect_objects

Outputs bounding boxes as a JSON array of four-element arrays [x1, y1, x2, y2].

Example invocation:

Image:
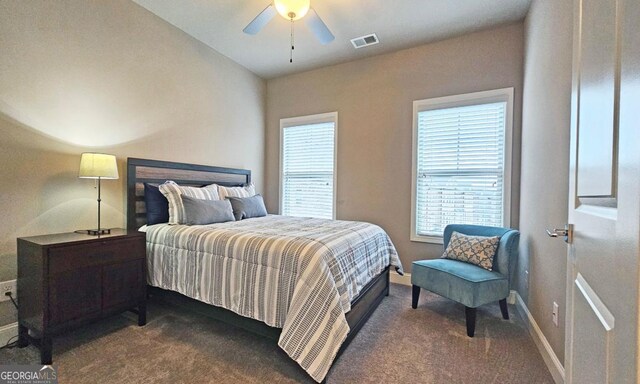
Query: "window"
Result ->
[[411, 88, 513, 243], [280, 112, 337, 219]]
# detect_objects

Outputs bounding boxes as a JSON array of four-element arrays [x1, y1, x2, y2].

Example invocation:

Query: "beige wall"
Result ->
[[265, 24, 524, 272], [0, 3, 572, 368], [518, 0, 573, 364], [0, 0, 265, 325]]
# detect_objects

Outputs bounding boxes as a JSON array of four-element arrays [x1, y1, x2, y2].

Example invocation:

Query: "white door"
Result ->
[[563, 0, 640, 383]]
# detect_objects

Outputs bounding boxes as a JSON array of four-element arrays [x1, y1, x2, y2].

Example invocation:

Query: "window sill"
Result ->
[[410, 234, 444, 245]]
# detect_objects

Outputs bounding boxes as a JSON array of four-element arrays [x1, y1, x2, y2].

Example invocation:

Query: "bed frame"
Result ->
[[126, 157, 390, 377]]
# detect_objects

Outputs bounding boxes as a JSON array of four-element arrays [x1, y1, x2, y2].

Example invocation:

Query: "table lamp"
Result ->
[[78, 153, 119, 235]]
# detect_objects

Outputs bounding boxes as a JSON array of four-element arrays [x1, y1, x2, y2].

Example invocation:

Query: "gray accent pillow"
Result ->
[[227, 194, 268, 221], [182, 195, 235, 225], [158, 180, 220, 225]]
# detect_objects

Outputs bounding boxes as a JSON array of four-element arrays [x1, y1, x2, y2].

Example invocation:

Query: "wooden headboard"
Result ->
[[126, 158, 251, 229]]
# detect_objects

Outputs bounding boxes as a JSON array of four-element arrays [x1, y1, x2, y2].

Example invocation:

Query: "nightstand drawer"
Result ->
[[48, 237, 145, 274]]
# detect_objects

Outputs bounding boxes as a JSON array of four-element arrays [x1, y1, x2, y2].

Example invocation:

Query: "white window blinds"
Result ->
[[415, 101, 507, 237], [281, 120, 335, 219]]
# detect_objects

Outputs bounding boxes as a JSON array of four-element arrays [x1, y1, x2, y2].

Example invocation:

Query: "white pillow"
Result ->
[[158, 181, 220, 224], [218, 182, 256, 200]]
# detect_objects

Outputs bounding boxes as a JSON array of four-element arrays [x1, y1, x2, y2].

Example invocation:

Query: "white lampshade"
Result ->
[[78, 153, 119, 179], [274, 0, 310, 20]]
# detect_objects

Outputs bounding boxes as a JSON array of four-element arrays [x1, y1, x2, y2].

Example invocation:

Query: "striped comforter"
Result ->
[[146, 215, 402, 382]]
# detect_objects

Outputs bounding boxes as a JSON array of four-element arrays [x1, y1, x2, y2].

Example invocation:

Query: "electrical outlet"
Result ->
[[552, 301, 559, 327], [0, 280, 17, 302]]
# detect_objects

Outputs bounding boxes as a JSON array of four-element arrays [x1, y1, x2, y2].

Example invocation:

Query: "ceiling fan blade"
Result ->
[[305, 8, 335, 45], [243, 4, 277, 35]]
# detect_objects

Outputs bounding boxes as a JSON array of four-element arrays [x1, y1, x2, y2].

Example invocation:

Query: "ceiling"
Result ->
[[132, 0, 531, 79]]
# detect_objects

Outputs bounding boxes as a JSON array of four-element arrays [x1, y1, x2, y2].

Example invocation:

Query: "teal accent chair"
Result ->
[[411, 224, 520, 337]]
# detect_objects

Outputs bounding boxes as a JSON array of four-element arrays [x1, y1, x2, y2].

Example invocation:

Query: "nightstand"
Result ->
[[17, 229, 146, 364]]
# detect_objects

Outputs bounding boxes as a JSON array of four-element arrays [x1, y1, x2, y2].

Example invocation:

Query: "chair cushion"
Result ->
[[411, 259, 509, 308], [442, 231, 500, 271]]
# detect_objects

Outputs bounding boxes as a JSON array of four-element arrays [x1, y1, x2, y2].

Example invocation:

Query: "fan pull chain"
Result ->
[[290, 18, 294, 63]]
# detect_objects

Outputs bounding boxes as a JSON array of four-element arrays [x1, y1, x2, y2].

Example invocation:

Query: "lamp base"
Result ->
[[75, 228, 111, 236]]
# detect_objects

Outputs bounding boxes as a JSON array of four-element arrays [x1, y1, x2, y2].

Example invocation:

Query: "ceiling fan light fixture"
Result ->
[[274, 0, 310, 20]]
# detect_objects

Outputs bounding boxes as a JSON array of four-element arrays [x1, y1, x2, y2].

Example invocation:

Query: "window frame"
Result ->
[[279, 111, 338, 220], [410, 88, 514, 243]]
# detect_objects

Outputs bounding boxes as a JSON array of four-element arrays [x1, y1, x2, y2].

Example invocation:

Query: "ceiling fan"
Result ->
[[243, 0, 335, 62]]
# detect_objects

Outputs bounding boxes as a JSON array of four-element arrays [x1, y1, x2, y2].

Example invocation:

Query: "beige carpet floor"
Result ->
[[0, 284, 554, 383]]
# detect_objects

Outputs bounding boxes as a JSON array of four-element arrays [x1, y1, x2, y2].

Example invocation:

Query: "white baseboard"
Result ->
[[0, 322, 18, 347], [390, 272, 411, 286], [514, 292, 565, 384]]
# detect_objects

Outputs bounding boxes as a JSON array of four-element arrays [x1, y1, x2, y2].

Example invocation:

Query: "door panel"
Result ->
[[576, 0, 618, 198], [571, 274, 614, 384]]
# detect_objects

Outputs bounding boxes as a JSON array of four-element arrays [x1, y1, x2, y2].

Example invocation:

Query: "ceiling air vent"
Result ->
[[350, 33, 379, 49]]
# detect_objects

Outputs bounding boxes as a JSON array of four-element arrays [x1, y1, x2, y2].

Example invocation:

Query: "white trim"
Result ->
[[279, 112, 338, 220], [389, 272, 412, 286], [410, 88, 514, 243], [514, 292, 566, 384], [0, 322, 18, 347]]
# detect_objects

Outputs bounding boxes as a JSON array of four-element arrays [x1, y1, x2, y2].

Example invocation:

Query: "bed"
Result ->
[[126, 158, 403, 382]]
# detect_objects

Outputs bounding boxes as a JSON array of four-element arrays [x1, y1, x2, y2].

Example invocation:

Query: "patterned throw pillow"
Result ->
[[158, 181, 220, 224], [218, 183, 256, 200], [442, 231, 500, 271]]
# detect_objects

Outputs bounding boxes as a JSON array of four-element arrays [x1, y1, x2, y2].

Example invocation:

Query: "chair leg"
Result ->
[[499, 298, 509, 320], [412, 285, 420, 309], [465, 307, 476, 337]]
